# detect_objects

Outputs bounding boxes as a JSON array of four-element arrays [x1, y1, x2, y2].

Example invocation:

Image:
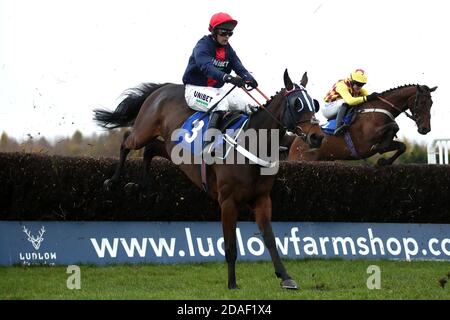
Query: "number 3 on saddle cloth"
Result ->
[[176, 111, 249, 157]]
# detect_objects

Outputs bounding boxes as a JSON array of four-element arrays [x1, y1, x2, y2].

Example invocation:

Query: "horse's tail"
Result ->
[[93, 83, 168, 129]]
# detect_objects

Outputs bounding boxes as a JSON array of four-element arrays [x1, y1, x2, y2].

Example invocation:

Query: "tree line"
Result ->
[[1, 129, 142, 158], [0, 130, 427, 163]]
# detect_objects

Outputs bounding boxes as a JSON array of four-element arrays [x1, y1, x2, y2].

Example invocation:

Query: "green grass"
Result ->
[[1, 259, 450, 299]]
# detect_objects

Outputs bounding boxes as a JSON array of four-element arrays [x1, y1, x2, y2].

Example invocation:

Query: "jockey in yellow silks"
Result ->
[[323, 69, 378, 135]]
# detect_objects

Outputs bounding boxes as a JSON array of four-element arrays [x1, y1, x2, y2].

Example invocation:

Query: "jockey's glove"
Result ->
[[223, 74, 244, 88], [245, 78, 258, 89], [366, 92, 379, 102], [248, 105, 259, 113]]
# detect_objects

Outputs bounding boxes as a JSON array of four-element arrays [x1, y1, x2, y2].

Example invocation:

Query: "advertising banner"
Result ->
[[1, 221, 450, 265]]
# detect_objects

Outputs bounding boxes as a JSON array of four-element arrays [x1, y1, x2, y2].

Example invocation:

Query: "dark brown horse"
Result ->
[[288, 84, 437, 165], [94, 70, 323, 289]]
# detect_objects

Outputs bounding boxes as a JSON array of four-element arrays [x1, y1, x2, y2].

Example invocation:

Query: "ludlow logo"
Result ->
[[20, 225, 57, 264], [23, 226, 46, 250]]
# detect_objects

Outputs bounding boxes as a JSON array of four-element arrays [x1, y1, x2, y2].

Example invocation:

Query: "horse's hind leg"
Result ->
[[254, 195, 298, 290], [124, 138, 168, 195], [104, 130, 131, 191]]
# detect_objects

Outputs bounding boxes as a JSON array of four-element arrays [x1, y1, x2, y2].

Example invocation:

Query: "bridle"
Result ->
[[294, 115, 320, 142], [407, 88, 432, 125], [282, 85, 320, 142]]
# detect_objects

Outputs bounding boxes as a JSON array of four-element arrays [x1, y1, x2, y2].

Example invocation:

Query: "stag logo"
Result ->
[[23, 226, 46, 250]]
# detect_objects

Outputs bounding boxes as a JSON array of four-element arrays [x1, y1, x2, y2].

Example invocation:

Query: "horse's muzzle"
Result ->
[[306, 132, 324, 149], [418, 126, 431, 135]]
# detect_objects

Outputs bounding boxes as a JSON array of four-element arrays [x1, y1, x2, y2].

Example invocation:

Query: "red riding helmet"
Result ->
[[208, 12, 238, 32]]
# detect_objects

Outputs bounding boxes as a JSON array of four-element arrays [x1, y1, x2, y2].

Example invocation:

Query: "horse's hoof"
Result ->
[[228, 284, 239, 290], [124, 182, 140, 195], [281, 279, 299, 290], [377, 158, 389, 167], [103, 179, 114, 192]]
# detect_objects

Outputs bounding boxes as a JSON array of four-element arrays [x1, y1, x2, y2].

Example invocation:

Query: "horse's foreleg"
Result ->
[[371, 122, 399, 151], [104, 131, 131, 191], [220, 198, 239, 289], [377, 140, 406, 166], [371, 123, 405, 166], [254, 196, 298, 290]]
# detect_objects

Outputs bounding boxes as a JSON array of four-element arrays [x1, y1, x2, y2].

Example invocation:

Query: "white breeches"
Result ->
[[322, 99, 345, 119], [184, 84, 255, 113]]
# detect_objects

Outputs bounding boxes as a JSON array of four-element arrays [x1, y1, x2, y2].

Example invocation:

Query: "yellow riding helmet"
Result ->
[[350, 69, 368, 84]]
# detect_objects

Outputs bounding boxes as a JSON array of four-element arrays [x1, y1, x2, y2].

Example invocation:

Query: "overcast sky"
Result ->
[[0, 0, 448, 144]]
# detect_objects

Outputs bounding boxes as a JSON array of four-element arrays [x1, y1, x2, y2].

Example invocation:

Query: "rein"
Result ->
[[243, 86, 318, 142], [376, 96, 415, 120], [242, 87, 286, 130], [359, 91, 420, 124]]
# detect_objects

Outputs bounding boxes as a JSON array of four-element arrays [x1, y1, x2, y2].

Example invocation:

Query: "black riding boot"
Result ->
[[203, 111, 224, 153], [334, 103, 350, 135]]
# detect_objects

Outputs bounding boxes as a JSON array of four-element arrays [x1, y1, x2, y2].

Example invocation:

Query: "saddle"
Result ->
[[321, 110, 358, 135], [176, 111, 249, 156], [218, 111, 247, 133]]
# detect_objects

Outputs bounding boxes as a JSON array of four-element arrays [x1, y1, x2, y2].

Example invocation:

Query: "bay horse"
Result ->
[[288, 84, 437, 165], [94, 70, 323, 289]]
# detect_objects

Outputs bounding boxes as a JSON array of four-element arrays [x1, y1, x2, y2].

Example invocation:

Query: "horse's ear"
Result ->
[[283, 69, 294, 91], [430, 86, 438, 92], [300, 72, 308, 87]]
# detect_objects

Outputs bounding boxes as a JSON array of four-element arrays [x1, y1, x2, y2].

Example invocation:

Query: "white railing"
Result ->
[[427, 139, 450, 164]]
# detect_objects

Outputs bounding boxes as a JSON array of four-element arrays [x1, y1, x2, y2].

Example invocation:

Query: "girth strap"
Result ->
[[344, 131, 359, 159]]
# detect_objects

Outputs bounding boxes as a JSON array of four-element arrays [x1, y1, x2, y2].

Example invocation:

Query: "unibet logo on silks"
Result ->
[[212, 58, 229, 69], [19, 225, 57, 265]]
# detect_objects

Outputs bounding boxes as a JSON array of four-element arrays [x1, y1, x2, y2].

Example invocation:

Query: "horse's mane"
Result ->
[[262, 91, 281, 108], [380, 84, 419, 96], [247, 90, 281, 115]]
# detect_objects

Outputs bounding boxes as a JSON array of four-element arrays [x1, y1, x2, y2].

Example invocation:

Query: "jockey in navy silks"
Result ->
[[182, 12, 258, 152]]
